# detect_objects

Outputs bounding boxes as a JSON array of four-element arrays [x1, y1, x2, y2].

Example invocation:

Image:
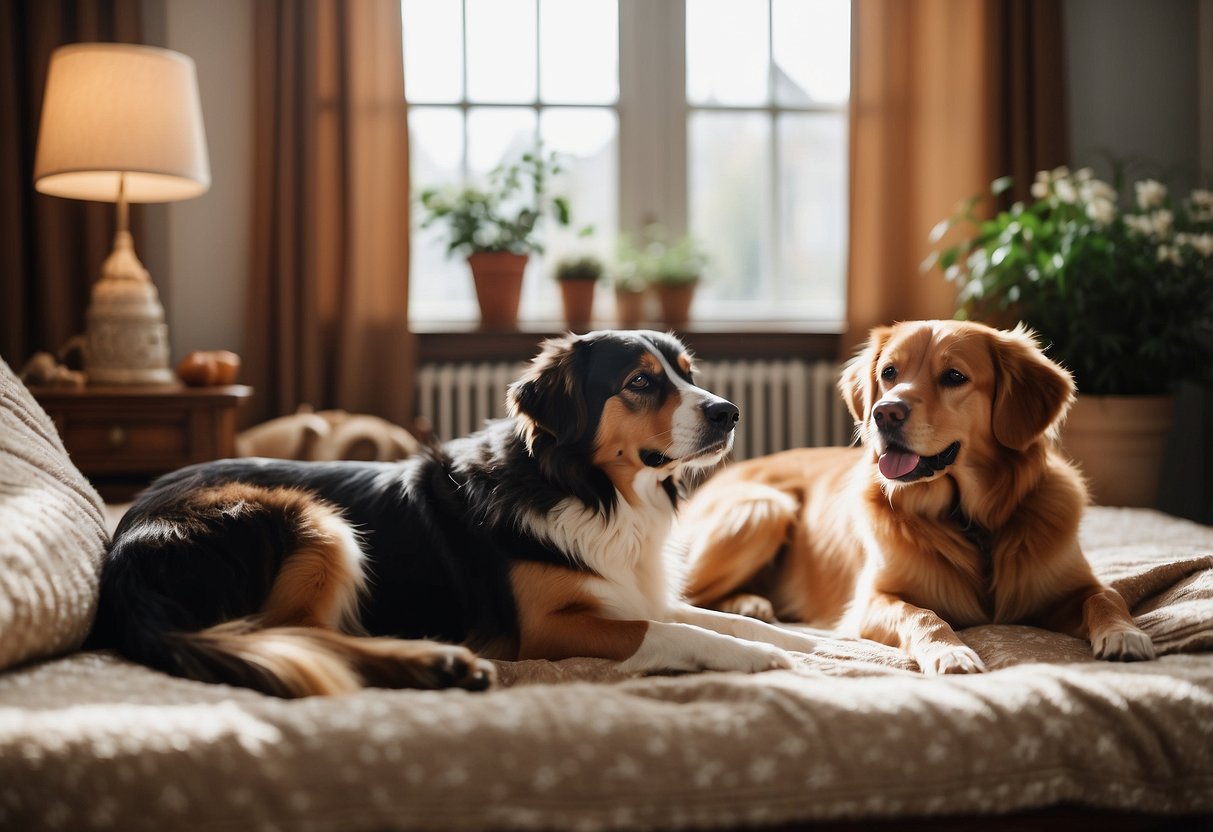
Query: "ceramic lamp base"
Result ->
[[83, 230, 175, 385]]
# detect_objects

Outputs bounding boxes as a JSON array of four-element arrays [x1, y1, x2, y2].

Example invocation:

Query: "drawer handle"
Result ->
[[108, 425, 128, 449]]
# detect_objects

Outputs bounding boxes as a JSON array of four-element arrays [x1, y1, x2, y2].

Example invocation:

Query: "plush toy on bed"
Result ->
[[236, 405, 422, 462]]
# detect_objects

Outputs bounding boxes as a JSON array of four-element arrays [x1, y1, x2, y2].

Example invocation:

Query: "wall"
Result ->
[[141, 0, 254, 365]]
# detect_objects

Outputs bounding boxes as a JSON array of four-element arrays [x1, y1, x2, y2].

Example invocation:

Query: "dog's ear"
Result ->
[[989, 325, 1076, 451], [838, 326, 892, 424], [507, 334, 589, 453]]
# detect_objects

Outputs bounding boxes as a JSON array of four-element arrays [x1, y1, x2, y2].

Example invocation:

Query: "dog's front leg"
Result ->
[[670, 603, 821, 654], [853, 592, 986, 675], [518, 607, 792, 675], [1077, 585, 1155, 661]]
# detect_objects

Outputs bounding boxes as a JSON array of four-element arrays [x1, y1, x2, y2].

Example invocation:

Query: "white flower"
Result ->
[[1151, 209, 1174, 237], [1182, 232, 1213, 258], [1086, 197, 1115, 226], [1080, 179, 1117, 203], [1156, 244, 1182, 266], [1054, 178, 1077, 204], [1135, 179, 1167, 210], [1190, 189, 1213, 207], [1074, 167, 1094, 182], [1051, 165, 1071, 180], [1030, 181, 1049, 200], [1124, 214, 1153, 236], [1034, 169, 1051, 184]]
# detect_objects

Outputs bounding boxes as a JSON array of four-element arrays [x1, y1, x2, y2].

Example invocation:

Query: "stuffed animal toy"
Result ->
[[236, 405, 422, 462]]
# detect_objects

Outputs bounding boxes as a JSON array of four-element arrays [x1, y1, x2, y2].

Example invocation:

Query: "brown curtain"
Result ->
[[247, 0, 413, 426], [844, 0, 1069, 353], [0, 1, 142, 368]]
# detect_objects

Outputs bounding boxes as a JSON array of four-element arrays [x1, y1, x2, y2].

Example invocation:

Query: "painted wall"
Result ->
[[142, 0, 254, 365]]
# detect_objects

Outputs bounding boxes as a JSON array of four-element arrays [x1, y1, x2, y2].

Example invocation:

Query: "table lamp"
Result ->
[[33, 43, 210, 385]]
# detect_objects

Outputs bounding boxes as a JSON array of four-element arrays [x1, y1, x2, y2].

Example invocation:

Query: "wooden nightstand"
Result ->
[[31, 384, 253, 502]]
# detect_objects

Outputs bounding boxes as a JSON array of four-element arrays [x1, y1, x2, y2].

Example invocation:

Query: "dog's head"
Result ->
[[839, 320, 1074, 489], [508, 330, 739, 504]]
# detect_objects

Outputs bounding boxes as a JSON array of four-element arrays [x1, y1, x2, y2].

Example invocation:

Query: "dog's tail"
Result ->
[[90, 481, 492, 697]]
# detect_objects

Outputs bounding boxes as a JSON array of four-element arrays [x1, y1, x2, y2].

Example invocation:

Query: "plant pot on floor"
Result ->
[[1060, 394, 1175, 508], [467, 252, 527, 329]]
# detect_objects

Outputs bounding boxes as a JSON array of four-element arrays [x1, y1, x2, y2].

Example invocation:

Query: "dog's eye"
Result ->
[[880, 365, 897, 382], [627, 373, 653, 391], [941, 369, 968, 387]]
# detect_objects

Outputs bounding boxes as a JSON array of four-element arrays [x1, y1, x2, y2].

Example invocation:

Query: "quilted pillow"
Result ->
[[0, 357, 107, 671]]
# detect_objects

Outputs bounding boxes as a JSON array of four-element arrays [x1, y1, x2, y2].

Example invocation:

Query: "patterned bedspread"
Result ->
[[2, 507, 1211, 831]]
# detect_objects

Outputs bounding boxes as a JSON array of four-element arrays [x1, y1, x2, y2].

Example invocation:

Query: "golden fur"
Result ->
[[683, 320, 1155, 674]]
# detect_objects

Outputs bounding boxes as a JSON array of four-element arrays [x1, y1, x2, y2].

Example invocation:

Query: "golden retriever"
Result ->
[[680, 320, 1155, 674]]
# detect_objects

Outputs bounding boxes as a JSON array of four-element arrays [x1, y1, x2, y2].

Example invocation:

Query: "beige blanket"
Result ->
[[1, 507, 1211, 831]]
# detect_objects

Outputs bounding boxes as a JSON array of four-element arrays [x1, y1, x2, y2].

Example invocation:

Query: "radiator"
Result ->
[[416, 359, 854, 460]]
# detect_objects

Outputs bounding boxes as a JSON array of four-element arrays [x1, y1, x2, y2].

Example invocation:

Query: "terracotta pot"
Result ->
[[467, 252, 528, 328], [559, 280, 596, 331], [655, 283, 696, 329], [615, 289, 646, 329], [1060, 394, 1174, 507]]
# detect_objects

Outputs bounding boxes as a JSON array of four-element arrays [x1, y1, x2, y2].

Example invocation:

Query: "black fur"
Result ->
[[88, 330, 704, 685]]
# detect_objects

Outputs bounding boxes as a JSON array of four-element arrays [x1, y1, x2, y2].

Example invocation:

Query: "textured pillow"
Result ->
[[0, 357, 107, 671]]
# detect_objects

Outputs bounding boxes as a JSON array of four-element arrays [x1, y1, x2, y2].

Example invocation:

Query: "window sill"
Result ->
[[414, 320, 844, 364]]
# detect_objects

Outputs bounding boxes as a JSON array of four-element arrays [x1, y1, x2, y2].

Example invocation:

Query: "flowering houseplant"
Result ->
[[926, 167, 1213, 395]]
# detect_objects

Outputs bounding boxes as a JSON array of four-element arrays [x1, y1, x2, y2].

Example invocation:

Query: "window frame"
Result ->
[[405, 0, 849, 326]]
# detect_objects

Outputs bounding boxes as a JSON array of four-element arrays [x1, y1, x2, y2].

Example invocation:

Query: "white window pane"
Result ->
[[533, 108, 619, 321], [540, 0, 618, 104], [773, 0, 851, 106], [689, 111, 773, 310], [778, 113, 847, 318], [466, 107, 538, 178], [410, 108, 474, 320], [403, 0, 463, 103], [687, 0, 770, 106], [466, 0, 537, 103]]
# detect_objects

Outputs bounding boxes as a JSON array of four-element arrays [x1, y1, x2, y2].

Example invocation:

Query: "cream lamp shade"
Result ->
[[33, 43, 211, 385], [34, 42, 210, 202]]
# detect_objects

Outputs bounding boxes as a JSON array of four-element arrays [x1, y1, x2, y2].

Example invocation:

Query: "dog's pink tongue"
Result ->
[[879, 450, 920, 480]]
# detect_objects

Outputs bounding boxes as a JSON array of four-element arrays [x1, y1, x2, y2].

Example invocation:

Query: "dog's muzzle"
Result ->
[[879, 441, 960, 483]]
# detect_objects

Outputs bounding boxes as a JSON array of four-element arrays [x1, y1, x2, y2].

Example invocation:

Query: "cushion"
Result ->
[[0, 357, 107, 671]]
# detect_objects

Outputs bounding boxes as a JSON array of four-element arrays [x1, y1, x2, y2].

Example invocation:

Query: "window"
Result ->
[[404, 0, 850, 324]]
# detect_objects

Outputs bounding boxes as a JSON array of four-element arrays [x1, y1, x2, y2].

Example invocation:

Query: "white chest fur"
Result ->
[[522, 468, 677, 621]]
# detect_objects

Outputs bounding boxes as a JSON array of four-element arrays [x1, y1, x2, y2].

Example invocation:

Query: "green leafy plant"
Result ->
[[926, 166, 1213, 395], [418, 149, 582, 257], [554, 255, 604, 283], [615, 224, 709, 289]]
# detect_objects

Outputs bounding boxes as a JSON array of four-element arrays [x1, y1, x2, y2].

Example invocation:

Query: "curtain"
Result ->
[[844, 0, 1069, 353], [246, 0, 413, 426], [0, 1, 142, 368]]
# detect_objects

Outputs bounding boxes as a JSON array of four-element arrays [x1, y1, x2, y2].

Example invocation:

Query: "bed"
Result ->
[[3, 357, 1212, 831]]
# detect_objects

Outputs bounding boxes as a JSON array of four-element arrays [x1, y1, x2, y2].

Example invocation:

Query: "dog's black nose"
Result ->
[[873, 399, 908, 429], [703, 399, 740, 430]]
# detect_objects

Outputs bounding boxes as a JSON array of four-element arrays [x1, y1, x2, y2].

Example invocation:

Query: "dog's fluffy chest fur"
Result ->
[[522, 468, 677, 621]]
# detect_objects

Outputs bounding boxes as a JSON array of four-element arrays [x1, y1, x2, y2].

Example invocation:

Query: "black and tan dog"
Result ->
[[90, 330, 819, 697]]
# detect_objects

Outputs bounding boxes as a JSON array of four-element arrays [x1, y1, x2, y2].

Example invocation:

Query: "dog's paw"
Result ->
[[918, 645, 987, 676], [365, 641, 496, 691], [692, 638, 793, 674], [1092, 628, 1156, 662], [719, 593, 777, 623]]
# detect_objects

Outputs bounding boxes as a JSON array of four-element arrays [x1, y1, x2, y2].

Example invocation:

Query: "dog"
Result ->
[[679, 320, 1155, 674], [89, 330, 820, 697]]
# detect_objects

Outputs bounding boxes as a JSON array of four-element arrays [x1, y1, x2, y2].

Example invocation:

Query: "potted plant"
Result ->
[[554, 255, 603, 330], [418, 149, 575, 329], [927, 165, 1213, 506], [617, 225, 709, 329]]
